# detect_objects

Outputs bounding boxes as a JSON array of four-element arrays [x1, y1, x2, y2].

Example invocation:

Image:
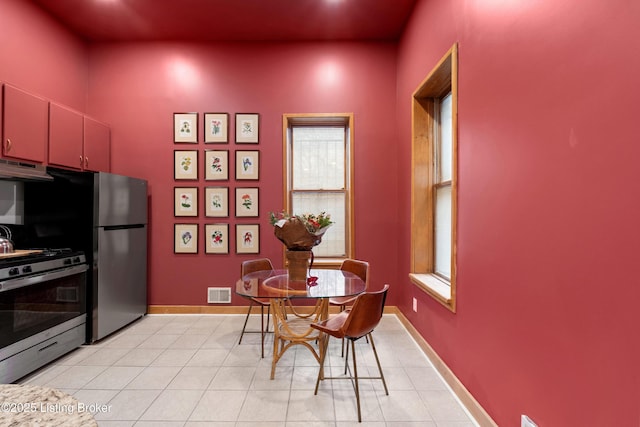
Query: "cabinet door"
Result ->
[[2, 84, 48, 163], [49, 103, 84, 169], [83, 117, 110, 172]]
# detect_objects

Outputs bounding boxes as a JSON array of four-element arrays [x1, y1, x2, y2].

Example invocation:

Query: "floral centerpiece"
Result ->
[[269, 211, 333, 281], [269, 211, 333, 251]]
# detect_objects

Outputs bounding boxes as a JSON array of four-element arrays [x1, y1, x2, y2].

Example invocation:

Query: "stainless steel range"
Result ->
[[0, 249, 88, 383]]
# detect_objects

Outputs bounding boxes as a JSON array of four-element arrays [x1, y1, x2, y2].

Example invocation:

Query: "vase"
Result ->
[[286, 249, 311, 281]]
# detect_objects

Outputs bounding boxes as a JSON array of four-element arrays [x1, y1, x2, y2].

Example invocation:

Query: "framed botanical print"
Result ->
[[235, 187, 259, 217], [174, 112, 198, 143], [174, 187, 198, 217], [174, 224, 198, 253], [204, 112, 228, 143], [205, 223, 229, 254], [235, 150, 259, 180], [174, 150, 198, 180], [205, 150, 229, 180], [236, 224, 260, 254], [235, 113, 259, 143], [205, 187, 229, 217]]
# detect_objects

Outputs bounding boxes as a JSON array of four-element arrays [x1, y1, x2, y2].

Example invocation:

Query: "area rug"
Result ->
[[0, 384, 97, 427]]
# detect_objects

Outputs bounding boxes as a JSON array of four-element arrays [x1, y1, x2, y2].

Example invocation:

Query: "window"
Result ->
[[410, 44, 458, 312], [283, 114, 354, 267]]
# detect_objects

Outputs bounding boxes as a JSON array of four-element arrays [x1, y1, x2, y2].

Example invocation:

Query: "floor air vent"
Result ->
[[207, 287, 231, 303]]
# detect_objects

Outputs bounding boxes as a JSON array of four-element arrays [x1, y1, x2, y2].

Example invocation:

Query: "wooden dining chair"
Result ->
[[329, 258, 370, 355], [329, 259, 370, 310], [239, 258, 274, 358], [311, 284, 390, 422]]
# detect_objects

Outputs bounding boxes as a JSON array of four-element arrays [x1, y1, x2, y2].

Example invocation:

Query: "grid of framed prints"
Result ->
[[172, 111, 262, 254]]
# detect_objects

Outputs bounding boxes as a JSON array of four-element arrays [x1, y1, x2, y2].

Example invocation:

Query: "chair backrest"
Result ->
[[241, 258, 274, 276], [340, 259, 370, 289], [341, 284, 389, 339]]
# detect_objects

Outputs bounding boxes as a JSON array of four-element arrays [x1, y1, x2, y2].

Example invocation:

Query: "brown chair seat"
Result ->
[[311, 284, 390, 422], [328, 259, 370, 355]]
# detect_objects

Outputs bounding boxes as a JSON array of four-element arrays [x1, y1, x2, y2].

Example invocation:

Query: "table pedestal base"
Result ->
[[270, 298, 327, 379]]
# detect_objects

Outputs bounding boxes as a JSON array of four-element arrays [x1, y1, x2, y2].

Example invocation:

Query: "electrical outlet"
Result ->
[[521, 415, 538, 427], [412, 297, 417, 312]]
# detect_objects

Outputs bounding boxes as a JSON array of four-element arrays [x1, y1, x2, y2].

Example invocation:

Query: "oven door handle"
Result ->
[[0, 264, 88, 293]]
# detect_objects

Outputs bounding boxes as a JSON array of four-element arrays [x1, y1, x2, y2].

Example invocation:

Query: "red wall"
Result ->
[[0, 0, 87, 110], [396, 0, 640, 425], [86, 41, 400, 306], [4, 0, 639, 424]]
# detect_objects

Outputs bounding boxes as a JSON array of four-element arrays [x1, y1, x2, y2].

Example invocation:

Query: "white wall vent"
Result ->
[[207, 287, 231, 304]]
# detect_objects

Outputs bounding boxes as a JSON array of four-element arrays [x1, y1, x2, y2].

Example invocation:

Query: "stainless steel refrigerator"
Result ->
[[90, 172, 148, 342]]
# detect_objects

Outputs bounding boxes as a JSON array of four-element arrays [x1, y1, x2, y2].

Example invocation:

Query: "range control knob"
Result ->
[[9, 267, 20, 276], [63, 258, 72, 265], [22, 265, 32, 273], [73, 257, 81, 264]]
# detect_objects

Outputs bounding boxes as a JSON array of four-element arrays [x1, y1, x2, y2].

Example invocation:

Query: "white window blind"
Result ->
[[434, 92, 452, 280], [290, 126, 347, 258]]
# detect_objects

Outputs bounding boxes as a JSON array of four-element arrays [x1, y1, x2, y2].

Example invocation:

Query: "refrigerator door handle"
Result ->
[[103, 224, 145, 231]]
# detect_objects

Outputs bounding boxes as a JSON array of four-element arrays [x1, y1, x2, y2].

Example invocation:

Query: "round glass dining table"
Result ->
[[236, 268, 366, 300], [236, 269, 366, 379]]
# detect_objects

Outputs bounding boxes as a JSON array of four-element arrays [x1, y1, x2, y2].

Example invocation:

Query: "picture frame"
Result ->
[[205, 150, 229, 181], [174, 112, 198, 143], [236, 224, 260, 254], [235, 150, 259, 180], [205, 223, 229, 254], [174, 187, 198, 217], [235, 113, 259, 143], [205, 187, 229, 217], [174, 150, 198, 180], [204, 112, 228, 143], [174, 223, 198, 254], [235, 187, 259, 217]]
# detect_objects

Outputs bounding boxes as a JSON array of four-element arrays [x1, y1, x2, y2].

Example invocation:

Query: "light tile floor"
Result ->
[[20, 314, 479, 426]]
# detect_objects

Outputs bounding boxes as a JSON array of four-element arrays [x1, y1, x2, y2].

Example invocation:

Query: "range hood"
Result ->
[[0, 159, 54, 181]]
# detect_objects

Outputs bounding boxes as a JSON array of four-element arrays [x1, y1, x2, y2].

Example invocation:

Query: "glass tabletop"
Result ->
[[236, 269, 366, 299]]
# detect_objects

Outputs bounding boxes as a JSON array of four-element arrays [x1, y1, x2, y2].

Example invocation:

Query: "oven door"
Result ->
[[0, 264, 87, 350]]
